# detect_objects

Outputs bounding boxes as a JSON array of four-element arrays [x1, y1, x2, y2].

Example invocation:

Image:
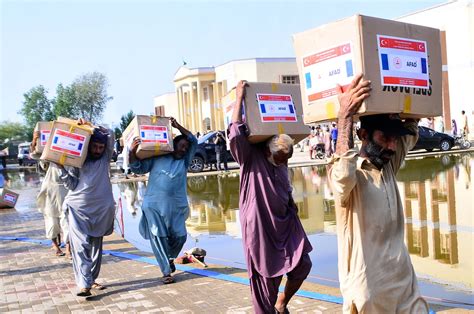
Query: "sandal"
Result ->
[[91, 282, 106, 290], [274, 307, 290, 314], [55, 250, 65, 257], [169, 259, 176, 273], [162, 275, 175, 284], [76, 288, 91, 297]]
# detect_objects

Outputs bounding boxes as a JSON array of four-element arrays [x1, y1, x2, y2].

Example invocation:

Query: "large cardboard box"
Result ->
[[40, 119, 94, 168], [293, 15, 442, 123], [0, 188, 19, 208], [33, 122, 54, 154], [121, 115, 173, 160], [223, 82, 310, 144]]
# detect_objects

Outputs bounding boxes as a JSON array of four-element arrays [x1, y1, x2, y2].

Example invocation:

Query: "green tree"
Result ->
[[120, 110, 135, 131], [18, 85, 54, 136], [72, 72, 112, 123], [0, 121, 29, 146], [114, 110, 135, 140], [52, 83, 79, 119], [114, 127, 122, 140]]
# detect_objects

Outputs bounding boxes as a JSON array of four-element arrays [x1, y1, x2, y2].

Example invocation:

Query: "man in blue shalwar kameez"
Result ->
[[129, 117, 197, 284]]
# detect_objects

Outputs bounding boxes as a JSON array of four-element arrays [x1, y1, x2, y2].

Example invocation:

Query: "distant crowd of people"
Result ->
[[298, 122, 339, 159]]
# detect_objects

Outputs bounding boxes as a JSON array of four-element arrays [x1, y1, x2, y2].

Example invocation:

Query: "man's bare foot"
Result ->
[[91, 282, 106, 290], [162, 275, 175, 284]]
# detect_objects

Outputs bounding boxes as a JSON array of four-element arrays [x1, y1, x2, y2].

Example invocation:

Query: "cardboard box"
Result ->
[[0, 188, 19, 208], [223, 82, 310, 144], [40, 119, 94, 168], [33, 122, 54, 154], [121, 115, 173, 160], [293, 14, 442, 123]]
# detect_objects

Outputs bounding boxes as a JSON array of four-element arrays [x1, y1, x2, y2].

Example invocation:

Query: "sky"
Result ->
[[1, 0, 446, 127]]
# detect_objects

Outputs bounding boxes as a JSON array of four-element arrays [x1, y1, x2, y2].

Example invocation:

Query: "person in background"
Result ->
[[213, 131, 228, 171], [31, 133, 70, 258], [461, 110, 469, 137], [451, 119, 458, 137], [59, 120, 115, 297], [129, 117, 197, 284], [229, 80, 312, 314], [330, 122, 338, 153], [323, 126, 332, 157], [309, 127, 324, 159], [329, 74, 428, 313]]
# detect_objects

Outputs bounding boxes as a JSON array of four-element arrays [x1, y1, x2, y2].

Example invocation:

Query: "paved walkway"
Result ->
[[0, 180, 466, 313]]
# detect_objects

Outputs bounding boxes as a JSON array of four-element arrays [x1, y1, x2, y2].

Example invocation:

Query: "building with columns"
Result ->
[[168, 58, 299, 134]]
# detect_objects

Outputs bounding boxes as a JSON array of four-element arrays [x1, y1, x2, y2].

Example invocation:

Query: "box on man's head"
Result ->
[[121, 115, 174, 160], [40, 118, 94, 168], [293, 14, 442, 123], [223, 82, 310, 144]]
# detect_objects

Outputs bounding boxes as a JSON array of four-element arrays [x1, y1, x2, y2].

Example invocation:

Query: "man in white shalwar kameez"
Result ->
[[328, 74, 428, 313], [58, 119, 115, 297], [31, 133, 70, 257]]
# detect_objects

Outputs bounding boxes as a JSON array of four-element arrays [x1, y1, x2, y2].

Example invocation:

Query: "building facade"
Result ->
[[153, 92, 178, 119], [168, 58, 298, 134], [397, 0, 474, 132]]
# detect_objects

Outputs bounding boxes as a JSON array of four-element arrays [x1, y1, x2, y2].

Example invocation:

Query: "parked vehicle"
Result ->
[[188, 131, 234, 173], [411, 126, 455, 152], [454, 135, 471, 149], [17, 142, 37, 166]]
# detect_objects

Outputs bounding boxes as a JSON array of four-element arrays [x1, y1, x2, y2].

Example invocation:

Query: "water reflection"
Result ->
[[111, 152, 473, 308], [117, 181, 146, 215], [397, 154, 473, 293], [0, 169, 41, 190]]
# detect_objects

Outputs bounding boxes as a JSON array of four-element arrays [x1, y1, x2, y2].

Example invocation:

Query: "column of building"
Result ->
[[189, 82, 196, 133], [196, 80, 203, 134]]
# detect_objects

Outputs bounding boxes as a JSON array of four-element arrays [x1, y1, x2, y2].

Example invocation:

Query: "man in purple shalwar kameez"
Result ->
[[228, 81, 313, 314]]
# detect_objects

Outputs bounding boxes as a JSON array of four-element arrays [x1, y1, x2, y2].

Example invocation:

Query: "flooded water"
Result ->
[[3, 152, 473, 308]]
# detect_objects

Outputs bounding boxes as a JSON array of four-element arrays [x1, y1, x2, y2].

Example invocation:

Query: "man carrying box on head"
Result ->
[[328, 74, 428, 313], [57, 118, 115, 297], [31, 132, 70, 258], [228, 81, 313, 314], [128, 117, 197, 285]]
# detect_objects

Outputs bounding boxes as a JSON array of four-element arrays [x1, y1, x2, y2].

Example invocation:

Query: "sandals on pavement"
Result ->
[[55, 250, 65, 257], [91, 282, 106, 290], [162, 275, 175, 284], [76, 288, 91, 297], [274, 307, 290, 314], [169, 259, 176, 273]]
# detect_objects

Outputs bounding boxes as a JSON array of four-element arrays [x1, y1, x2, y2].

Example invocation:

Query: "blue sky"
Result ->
[[1, 0, 445, 126]]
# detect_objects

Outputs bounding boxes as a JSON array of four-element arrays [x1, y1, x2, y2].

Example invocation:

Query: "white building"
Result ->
[[397, 0, 474, 131]]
